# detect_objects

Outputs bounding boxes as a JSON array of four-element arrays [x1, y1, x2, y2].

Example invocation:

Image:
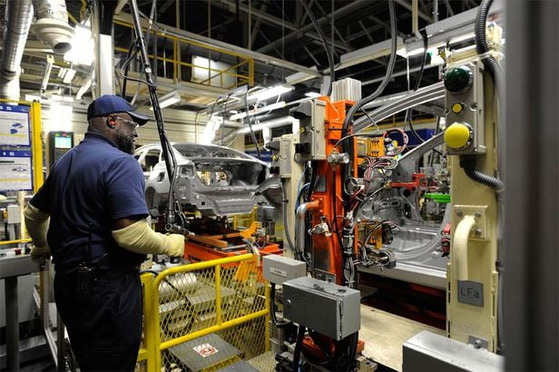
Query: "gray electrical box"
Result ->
[[283, 277, 360, 340], [262, 255, 306, 284], [270, 134, 299, 178], [293, 99, 327, 162]]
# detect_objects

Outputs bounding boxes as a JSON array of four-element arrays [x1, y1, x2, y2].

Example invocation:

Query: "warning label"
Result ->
[[193, 343, 218, 358]]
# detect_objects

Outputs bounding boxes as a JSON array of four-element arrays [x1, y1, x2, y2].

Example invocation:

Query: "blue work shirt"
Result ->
[[30, 132, 149, 272]]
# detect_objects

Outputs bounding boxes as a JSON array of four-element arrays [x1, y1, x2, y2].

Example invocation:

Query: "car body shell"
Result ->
[[135, 142, 271, 216]]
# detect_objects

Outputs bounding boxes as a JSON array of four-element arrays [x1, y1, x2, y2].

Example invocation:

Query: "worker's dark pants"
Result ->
[[54, 270, 142, 372]]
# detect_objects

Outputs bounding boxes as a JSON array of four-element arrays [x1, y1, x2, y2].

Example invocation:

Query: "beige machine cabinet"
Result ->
[[445, 64, 499, 352], [270, 134, 303, 258]]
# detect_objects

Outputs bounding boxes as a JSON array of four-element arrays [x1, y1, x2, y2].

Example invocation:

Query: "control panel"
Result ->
[[443, 62, 485, 155], [291, 100, 327, 162], [47, 131, 74, 170], [269, 134, 299, 178]]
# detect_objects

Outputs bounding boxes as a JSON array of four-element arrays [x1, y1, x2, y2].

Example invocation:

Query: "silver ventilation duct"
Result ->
[[0, 0, 34, 99], [0, 0, 75, 99], [32, 0, 74, 54]]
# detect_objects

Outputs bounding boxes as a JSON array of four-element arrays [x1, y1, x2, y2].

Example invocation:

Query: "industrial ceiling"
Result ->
[[3, 0, 483, 128]]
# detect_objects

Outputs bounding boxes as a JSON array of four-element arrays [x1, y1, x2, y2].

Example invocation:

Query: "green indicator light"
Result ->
[[444, 66, 473, 94]]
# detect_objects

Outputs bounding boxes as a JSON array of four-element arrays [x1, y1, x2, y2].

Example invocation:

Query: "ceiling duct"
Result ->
[[31, 0, 74, 54], [0, 0, 34, 99]]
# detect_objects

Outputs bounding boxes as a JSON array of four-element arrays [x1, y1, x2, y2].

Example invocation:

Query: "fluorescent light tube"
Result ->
[[248, 85, 293, 101], [150, 90, 181, 110], [230, 101, 286, 120]]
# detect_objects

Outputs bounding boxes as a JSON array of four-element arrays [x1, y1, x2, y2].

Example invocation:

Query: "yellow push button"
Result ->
[[451, 102, 464, 114], [444, 122, 471, 149]]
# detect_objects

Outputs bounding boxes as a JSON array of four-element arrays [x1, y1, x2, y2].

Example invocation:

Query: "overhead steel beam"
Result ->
[[394, 0, 433, 22], [249, 1, 269, 50], [443, 0, 455, 16], [114, 12, 322, 78], [158, 0, 175, 15], [257, 0, 368, 54], [358, 21, 374, 43], [313, 1, 351, 48], [304, 46, 322, 67], [213, 0, 351, 52]]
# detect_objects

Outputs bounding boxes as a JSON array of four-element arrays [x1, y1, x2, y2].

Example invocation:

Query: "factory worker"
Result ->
[[24, 94, 185, 371]]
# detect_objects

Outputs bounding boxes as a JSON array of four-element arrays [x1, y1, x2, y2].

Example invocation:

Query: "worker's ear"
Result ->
[[106, 115, 116, 129]]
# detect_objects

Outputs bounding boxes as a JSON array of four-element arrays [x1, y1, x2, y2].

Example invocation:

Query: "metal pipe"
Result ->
[[354, 82, 445, 133], [296, 200, 321, 260], [0, 0, 34, 99]]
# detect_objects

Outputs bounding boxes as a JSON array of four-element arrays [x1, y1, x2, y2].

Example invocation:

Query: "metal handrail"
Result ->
[[114, 20, 254, 88]]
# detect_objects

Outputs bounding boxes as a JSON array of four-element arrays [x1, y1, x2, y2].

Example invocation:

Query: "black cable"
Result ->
[[413, 30, 429, 92], [129, 0, 179, 230], [270, 283, 290, 327], [475, 0, 504, 99], [359, 109, 379, 132], [406, 30, 429, 144], [306, 161, 318, 200], [245, 91, 261, 158], [300, 0, 334, 97], [460, 155, 504, 192], [292, 325, 306, 372], [341, 0, 397, 199], [407, 109, 425, 144], [429, 116, 442, 167], [342, 0, 397, 137]]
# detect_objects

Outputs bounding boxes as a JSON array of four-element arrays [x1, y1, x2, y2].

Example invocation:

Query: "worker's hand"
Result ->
[[30, 244, 51, 260], [163, 234, 185, 257]]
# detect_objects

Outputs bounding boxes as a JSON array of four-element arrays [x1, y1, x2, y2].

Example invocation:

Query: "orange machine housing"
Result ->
[[307, 98, 358, 285]]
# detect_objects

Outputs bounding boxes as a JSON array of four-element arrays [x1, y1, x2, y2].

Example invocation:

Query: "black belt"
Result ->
[[56, 265, 139, 276]]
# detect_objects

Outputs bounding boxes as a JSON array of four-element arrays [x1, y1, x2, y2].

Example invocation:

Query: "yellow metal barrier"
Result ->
[[139, 254, 270, 371]]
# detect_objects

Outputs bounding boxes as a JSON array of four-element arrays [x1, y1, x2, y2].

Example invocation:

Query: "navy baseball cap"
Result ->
[[87, 95, 149, 125]]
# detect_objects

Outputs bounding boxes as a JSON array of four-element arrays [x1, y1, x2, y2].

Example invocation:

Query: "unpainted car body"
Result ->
[[135, 143, 270, 216]]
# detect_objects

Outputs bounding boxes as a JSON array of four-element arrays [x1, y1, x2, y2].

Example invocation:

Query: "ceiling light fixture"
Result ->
[[248, 85, 293, 102], [64, 23, 93, 66], [229, 101, 286, 121], [150, 90, 181, 110], [305, 92, 322, 98]]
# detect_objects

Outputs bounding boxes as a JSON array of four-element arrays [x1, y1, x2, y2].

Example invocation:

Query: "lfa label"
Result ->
[[457, 280, 483, 307]]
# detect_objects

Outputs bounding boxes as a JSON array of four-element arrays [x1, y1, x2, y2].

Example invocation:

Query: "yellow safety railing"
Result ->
[[114, 20, 254, 89], [139, 254, 270, 371]]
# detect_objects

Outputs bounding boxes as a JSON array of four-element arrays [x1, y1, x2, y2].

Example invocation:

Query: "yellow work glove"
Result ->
[[112, 219, 185, 257], [30, 244, 51, 260], [164, 233, 186, 257]]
